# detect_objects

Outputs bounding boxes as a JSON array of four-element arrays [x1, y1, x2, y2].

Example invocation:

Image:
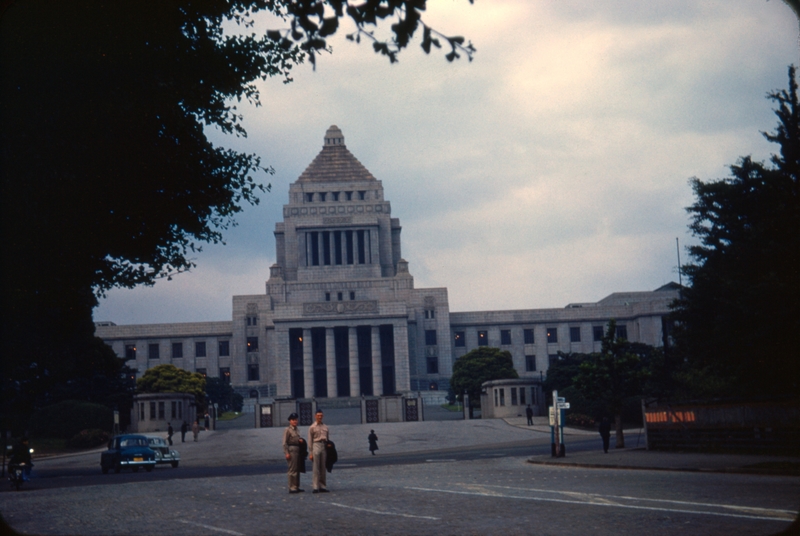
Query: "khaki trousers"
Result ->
[[311, 442, 327, 490], [286, 446, 301, 491]]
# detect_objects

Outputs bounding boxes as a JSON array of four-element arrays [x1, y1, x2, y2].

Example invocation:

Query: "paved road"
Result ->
[[2, 448, 797, 535], [2, 417, 797, 535]]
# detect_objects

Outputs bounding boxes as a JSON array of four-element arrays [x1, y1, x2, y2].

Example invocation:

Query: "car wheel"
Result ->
[[145, 465, 154, 472], [132, 467, 139, 473], [171, 461, 179, 468], [114, 463, 121, 474]]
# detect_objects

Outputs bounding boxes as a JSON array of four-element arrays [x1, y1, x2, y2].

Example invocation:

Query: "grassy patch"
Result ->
[[440, 404, 463, 412]]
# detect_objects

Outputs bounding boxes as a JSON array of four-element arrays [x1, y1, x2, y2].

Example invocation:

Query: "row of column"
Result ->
[[304, 229, 375, 267], [301, 326, 385, 398]]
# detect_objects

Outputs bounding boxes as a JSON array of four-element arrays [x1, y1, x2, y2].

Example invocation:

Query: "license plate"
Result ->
[[133, 457, 143, 462]]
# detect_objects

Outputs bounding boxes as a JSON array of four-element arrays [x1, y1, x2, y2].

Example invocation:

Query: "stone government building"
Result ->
[[96, 126, 678, 415]]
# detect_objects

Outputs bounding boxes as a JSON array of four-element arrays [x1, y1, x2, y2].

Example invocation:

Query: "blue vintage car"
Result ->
[[147, 436, 180, 468], [100, 435, 156, 474]]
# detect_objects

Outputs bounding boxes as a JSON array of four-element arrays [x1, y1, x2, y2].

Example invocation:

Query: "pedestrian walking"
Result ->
[[308, 409, 330, 493], [180, 421, 188, 443], [525, 404, 534, 426], [192, 420, 200, 442], [167, 422, 174, 445], [599, 417, 611, 453], [283, 413, 305, 494], [204, 413, 210, 431], [368, 430, 378, 455]]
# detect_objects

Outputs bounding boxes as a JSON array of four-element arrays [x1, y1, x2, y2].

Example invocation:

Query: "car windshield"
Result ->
[[148, 439, 164, 445], [120, 438, 148, 447]]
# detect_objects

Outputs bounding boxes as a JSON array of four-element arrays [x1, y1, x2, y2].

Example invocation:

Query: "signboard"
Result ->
[[548, 406, 555, 426]]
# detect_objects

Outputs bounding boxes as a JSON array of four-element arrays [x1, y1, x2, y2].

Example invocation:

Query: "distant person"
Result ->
[[526, 405, 534, 426], [180, 421, 188, 443], [308, 409, 330, 493], [192, 420, 200, 442], [368, 430, 378, 455], [283, 413, 305, 494], [599, 417, 611, 453], [167, 423, 174, 445], [204, 413, 210, 431]]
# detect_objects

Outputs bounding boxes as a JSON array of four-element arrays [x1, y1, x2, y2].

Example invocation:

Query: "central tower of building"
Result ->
[[249, 126, 451, 400]]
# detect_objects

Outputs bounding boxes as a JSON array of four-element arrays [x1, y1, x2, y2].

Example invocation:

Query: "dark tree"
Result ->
[[137, 365, 206, 409], [542, 352, 587, 395], [0, 1, 473, 422], [450, 347, 518, 417], [671, 66, 800, 400], [574, 320, 647, 448], [205, 377, 243, 414]]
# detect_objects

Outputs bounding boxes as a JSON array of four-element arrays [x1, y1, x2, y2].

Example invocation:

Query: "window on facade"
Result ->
[[570, 327, 581, 342], [171, 401, 177, 419], [525, 355, 536, 372], [325, 292, 331, 302], [358, 190, 366, 200], [520, 387, 526, 405], [158, 401, 165, 419], [425, 309, 435, 319], [125, 344, 137, 360], [593, 326, 604, 341], [149, 402, 156, 419], [345, 191, 353, 200], [220, 367, 231, 383], [172, 342, 183, 359], [247, 337, 259, 352], [332, 192, 340, 201], [454, 331, 466, 347], [499, 388, 505, 406], [548, 354, 559, 367], [178, 401, 183, 419], [196, 368, 206, 377], [148, 343, 159, 359], [616, 325, 628, 340], [337, 292, 343, 301], [248, 364, 260, 381], [524, 329, 534, 344], [219, 340, 230, 357], [426, 356, 439, 374], [246, 315, 258, 326], [306, 192, 314, 202], [500, 330, 512, 345], [349, 291, 356, 300], [195, 342, 206, 357], [139, 403, 145, 421], [511, 388, 518, 406], [478, 330, 488, 346], [425, 330, 437, 346], [494, 389, 498, 406], [546, 328, 558, 343], [319, 192, 327, 201]]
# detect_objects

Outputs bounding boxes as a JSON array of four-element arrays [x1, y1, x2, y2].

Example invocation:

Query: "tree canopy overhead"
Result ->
[[671, 66, 800, 400], [137, 365, 207, 408], [0, 0, 473, 422]]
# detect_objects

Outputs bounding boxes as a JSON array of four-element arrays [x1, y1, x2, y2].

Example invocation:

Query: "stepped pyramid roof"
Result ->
[[297, 125, 377, 183]]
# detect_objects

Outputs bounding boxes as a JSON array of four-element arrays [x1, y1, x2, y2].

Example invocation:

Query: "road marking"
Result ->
[[480, 484, 798, 516], [325, 501, 440, 520], [406, 487, 793, 522], [178, 519, 245, 535], [335, 463, 358, 467]]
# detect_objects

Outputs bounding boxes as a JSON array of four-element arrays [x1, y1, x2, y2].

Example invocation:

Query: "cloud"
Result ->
[[94, 0, 799, 325]]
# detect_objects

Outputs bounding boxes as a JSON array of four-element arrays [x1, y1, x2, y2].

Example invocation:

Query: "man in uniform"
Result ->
[[308, 409, 330, 493], [282, 413, 304, 493]]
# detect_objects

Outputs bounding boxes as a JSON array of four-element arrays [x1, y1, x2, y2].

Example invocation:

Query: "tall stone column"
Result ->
[[326, 328, 337, 397], [303, 328, 313, 399], [393, 321, 411, 392], [371, 325, 383, 396], [348, 327, 359, 396]]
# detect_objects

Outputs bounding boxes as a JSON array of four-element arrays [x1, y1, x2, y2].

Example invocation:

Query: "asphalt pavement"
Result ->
[[33, 413, 800, 477]]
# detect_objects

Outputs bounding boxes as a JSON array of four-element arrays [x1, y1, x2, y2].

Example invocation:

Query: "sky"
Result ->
[[93, 1, 799, 325]]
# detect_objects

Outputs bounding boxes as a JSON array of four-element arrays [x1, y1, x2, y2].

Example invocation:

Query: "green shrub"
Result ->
[[66, 429, 110, 449], [29, 400, 113, 439]]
